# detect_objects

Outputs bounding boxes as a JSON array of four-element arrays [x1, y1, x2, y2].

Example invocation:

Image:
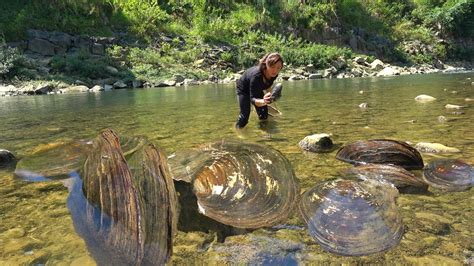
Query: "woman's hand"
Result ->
[[263, 92, 272, 103], [254, 99, 267, 107]]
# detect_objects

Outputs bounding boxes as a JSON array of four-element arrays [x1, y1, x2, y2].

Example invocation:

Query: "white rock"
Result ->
[[415, 94, 436, 102], [415, 142, 460, 153], [445, 104, 465, 109]]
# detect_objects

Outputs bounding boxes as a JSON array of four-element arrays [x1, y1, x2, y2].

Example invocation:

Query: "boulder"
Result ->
[[377, 67, 400, 77], [445, 104, 465, 109], [90, 85, 104, 92], [28, 38, 56, 56], [113, 80, 127, 89], [353, 56, 367, 65], [62, 85, 89, 93], [370, 59, 384, 70], [308, 73, 323, 79], [299, 134, 334, 153], [415, 142, 460, 153], [415, 95, 436, 102], [0, 149, 16, 168]]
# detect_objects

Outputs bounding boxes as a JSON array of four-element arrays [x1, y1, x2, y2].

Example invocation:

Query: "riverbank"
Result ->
[[1, 30, 472, 97]]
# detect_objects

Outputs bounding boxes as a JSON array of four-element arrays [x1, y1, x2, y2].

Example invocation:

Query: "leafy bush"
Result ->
[[0, 42, 24, 80]]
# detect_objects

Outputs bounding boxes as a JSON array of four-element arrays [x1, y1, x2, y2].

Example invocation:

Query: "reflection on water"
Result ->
[[0, 72, 473, 264]]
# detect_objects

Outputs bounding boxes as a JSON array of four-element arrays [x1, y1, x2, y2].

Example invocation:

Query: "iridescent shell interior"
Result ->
[[298, 179, 404, 256]]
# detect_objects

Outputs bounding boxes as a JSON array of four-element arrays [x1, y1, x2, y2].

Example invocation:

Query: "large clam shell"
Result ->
[[74, 129, 176, 265], [14, 135, 146, 181], [298, 179, 403, 256], [423, 159, 473, 191], [14, 140, 93, 181], [336, 139, 424, 170], [344, 164, 427, 189], [172, 140, 300, 228]]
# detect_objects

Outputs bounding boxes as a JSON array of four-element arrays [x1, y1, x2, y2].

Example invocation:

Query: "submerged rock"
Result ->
[[0, 149, 16, 168], [298, 134, 334, 153]]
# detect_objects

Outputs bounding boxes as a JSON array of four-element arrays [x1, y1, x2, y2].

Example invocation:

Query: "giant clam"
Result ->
[[169, 140, 300, 228], [77, 129, 177, 265], [16, 129, 177, 265], [423, 159, 473, 191], [336, 139, 424, 170], [344, 163, 427, 190], [298, 179, 404, 256], [14, 135, 146, 181]]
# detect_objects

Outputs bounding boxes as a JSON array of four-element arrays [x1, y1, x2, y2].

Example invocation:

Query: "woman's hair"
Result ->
[[258, 52, 283, 70]]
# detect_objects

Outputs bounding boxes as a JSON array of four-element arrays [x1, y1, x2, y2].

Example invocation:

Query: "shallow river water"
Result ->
[[0, 72, 473, 265]]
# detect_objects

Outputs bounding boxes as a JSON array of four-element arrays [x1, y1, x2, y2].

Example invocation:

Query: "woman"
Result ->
[[235, 52, 284, 129]]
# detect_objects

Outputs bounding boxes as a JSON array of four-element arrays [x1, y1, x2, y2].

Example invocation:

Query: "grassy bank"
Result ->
[[1, 0, 473, 85]]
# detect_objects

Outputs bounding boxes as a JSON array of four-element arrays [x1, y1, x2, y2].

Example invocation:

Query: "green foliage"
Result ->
[[0, 44, 23, 79]]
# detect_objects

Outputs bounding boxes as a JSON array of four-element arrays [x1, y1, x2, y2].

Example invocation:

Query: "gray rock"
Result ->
[[353, 56, 367, 65], [359, 102, 368, 108], [104, 84, 113, 91], [0, 149, 16, 168], [106, 66, 119, 74], [173, 74, 185, 83], [445, 104, 465, 109], [91, 43, 105, 55], [370, 59, 384, 70], [34, 83, 54, 94], [113, 81, 127, 89], [28, 38, 56, 56], [49, 31, 72, 47], [62, 85, 89, 93], [377, 66, 400, 77], [308, 73, 323, 79], [132, 80, 143, 88], [323, 67, 337, 78], [27, 29, 50, 40], [332, 57, 347, 70], [299, 133, 334, 153]]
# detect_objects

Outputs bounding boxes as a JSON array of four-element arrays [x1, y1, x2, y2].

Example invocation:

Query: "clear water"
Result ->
[[0, 72, 473, 264]]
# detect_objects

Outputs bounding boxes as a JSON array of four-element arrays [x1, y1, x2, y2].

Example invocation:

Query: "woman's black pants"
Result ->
[[235, 94, 268, 128]]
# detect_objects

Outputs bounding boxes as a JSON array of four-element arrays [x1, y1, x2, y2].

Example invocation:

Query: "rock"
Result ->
[[91, 43, 105, 55], [437, 116, 447, 122], [331, 57, 347, 70], [377, 66, 400, 77], [308, 73, 323, 79], [370, 59, 384, 70], [132, 80, 143, 88], [359, 103, 368, 108], [173, 74, 185, 83], [288, 75, 302, 81], [106, 66, 119, 74], [104, 84, 113, 91], [415, 94, 436, 102], [34, 83, 54, 94], [0, 149, 16, 168], [415, 142, 460, 153], [113, 80, 127, 89], [90, 85, 104, 92], [28, 38, 56, 56], [75, 80, 89, 86], [323, 67, 337, 78], [298, 134, 334, 153], [48, 31, 72, 47], [194, 59, 205, 67], [445, 104, 465, 109], [62, 85, 89, 93], [465, 98, 473, 102], [157, 80, 176, 87], [353, 56, 366, 65], [184, 79, 199, 86]]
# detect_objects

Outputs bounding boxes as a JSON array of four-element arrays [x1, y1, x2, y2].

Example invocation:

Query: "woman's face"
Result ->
[[266, 61, 283, 78]]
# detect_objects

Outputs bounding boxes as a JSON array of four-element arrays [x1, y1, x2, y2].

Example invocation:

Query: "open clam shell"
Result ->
[[344, 164, 427, 189], [14, 140, 93, 181], [182, 140, 300, 228], [423, 159, 473, 191], [298, 179, 403, 256], [75, 129, 176, 265], [14, 135, 146, 182], [336, 139, 424, 170]]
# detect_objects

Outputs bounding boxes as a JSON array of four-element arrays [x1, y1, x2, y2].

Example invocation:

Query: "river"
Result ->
[[0, 72, 473, 264]]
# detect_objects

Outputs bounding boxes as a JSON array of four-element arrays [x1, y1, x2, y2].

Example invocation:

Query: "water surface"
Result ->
[[0, 72, 473, 264]]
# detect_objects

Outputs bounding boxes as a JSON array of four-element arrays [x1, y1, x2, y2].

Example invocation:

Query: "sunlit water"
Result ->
[[1, 72, 473, 264]]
